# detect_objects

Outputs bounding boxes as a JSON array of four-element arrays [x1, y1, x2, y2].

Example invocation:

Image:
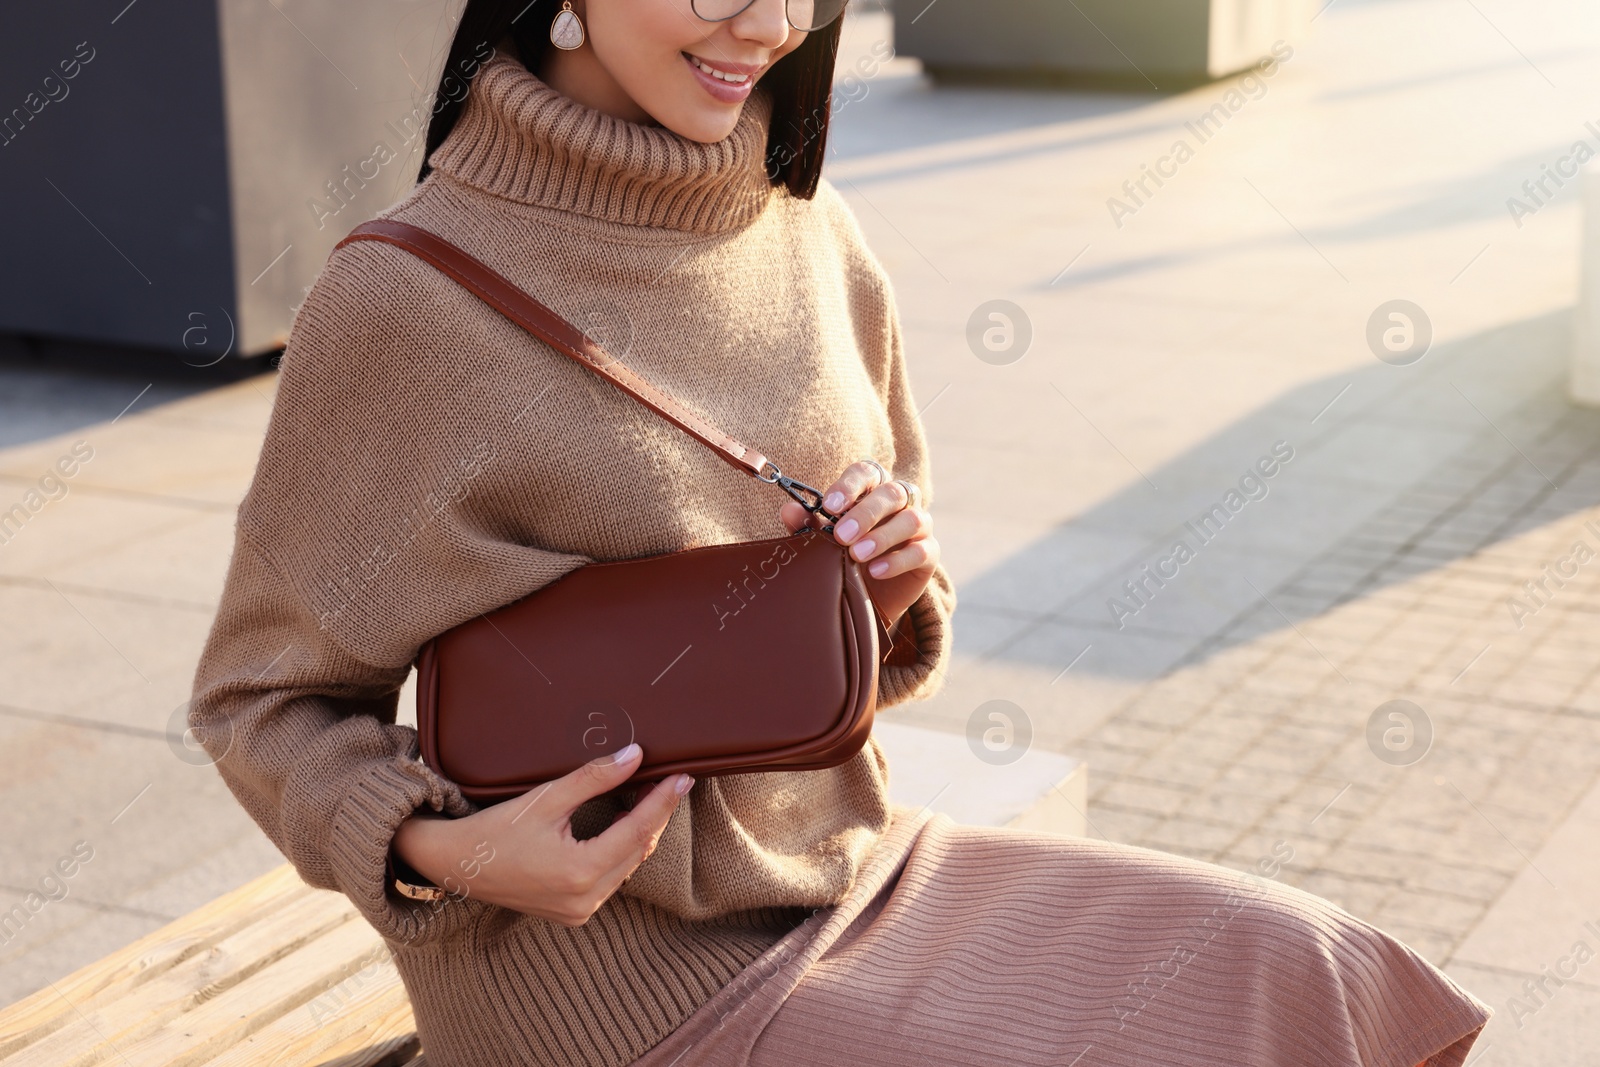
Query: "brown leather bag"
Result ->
[[335, 220, 914, 803]]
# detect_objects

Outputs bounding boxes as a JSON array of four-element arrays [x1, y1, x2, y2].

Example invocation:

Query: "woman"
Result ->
[[188, 1, 1490, 1064]]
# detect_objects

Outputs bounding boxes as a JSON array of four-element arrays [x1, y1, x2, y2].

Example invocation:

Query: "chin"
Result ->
[[658, 102, 743, 144]]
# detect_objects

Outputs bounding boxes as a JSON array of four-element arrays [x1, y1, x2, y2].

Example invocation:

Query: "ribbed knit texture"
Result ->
[[631, 811, 1491, 1067], [427, 51, 776, 232], [189, 52, 953, 1067]]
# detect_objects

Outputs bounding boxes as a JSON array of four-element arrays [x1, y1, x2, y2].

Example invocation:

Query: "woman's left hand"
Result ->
[[778, 460, 939, 629]]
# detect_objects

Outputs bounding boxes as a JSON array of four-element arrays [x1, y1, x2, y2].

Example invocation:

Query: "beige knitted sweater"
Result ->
[[189, 52, 954, 1067]]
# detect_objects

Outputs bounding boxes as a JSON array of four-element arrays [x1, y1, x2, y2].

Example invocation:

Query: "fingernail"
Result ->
[[675, 774, 695, 796], [851, 538, 875, 560], [824, 492, 845, 512], [836, 518, 858, 541], [599, 743, 641, 765], [869, 560, 889, 577]]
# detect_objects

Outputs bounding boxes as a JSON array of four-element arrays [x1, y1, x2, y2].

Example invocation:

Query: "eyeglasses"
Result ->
[[690, 0, 848, 33]]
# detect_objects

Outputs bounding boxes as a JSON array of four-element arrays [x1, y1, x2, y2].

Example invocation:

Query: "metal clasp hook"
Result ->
[[758, 461, 840, 525]]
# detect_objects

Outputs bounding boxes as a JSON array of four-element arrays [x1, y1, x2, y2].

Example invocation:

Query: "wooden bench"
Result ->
[[0, 864, 421, 1067], [0, 723, 1086, 1066]]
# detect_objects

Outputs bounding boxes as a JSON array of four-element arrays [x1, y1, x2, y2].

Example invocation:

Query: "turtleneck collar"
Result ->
[[426, 52, 779, 233]]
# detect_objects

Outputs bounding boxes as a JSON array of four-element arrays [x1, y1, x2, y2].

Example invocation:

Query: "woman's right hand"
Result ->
[[392, 743, 691, 927]]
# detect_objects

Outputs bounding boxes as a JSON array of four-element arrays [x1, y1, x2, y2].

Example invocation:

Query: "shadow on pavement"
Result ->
[[955, 307, 1600, 681], [0, 333, 272, 450]]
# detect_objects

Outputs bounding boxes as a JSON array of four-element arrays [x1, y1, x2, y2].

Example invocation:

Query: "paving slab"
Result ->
[[870, 720, 1087, 834], [1441, 771, 1600, 1067]]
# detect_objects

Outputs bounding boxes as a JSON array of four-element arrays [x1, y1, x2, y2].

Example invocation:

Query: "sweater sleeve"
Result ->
[[187, 239, 592, 944], [189, 532, 491, 946]]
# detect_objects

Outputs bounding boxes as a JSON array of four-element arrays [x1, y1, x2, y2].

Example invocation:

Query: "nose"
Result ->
[[729, 0, 792, 50]]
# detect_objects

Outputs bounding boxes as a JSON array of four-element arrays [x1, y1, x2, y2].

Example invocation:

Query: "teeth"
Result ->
[[689, 55, 751, 84]]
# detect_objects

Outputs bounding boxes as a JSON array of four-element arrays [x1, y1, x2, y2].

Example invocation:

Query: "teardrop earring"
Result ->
[[550, 1, 585, 50]]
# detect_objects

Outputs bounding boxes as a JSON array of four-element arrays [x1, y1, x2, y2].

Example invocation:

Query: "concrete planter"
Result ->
[[893, 0, 1310, 89], [0, 1, 456, 360]]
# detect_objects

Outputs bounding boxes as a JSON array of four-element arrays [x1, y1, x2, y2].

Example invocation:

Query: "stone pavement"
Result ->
[[4, 0, 1600, 1061]]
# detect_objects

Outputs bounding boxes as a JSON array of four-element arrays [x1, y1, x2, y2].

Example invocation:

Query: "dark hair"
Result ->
[[416, 0, 845, 199]]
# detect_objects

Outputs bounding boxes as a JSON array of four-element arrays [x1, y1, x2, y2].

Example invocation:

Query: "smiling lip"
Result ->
[[682, 52, 762, 103]]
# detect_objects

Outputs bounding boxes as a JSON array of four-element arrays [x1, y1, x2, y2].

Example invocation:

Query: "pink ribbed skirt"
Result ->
[[629, 808, 1488, 1067]]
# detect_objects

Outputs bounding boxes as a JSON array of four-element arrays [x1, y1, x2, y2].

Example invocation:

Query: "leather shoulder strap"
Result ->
[[333, 218, 769, 478]]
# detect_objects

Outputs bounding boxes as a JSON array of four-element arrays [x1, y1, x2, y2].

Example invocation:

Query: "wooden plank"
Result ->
[[264, 998, 418, 1067], [2, 877, 371, 1066], [112, 920, 398, 1067], [0, 864, 312, 1058], [199, 955, 418, 1067], [3, 888, 362, 1064], [7, 916, 387, 1067], [0, 864, 437, 1067]]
